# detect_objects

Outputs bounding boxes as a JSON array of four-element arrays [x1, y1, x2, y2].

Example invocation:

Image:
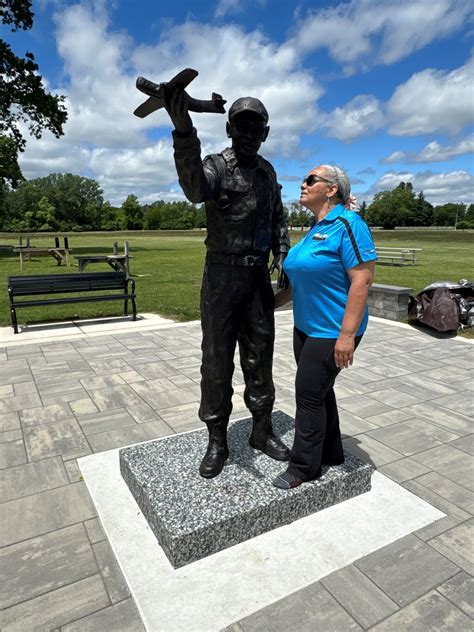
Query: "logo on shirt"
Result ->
[[312, 233, 328, 241]]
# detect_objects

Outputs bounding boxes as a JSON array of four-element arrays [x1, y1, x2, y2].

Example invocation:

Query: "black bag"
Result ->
[[408, 280, 474, 332]]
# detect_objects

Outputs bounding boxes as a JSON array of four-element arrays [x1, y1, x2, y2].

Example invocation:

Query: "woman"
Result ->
[[273, 165, 377, 489]]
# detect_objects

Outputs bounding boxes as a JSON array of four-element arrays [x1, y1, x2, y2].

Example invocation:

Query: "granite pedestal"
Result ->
[[120, 411, 374, 568]]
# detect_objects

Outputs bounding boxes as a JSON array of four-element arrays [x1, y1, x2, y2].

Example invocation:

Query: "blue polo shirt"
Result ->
[[283, 205, 377, 338]]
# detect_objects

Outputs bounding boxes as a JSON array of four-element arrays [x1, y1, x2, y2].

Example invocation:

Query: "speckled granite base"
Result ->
[[120, 411, 374, 568]]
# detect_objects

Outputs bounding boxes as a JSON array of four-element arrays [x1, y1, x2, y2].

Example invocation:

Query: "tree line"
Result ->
[[1, 173, 472, 232]]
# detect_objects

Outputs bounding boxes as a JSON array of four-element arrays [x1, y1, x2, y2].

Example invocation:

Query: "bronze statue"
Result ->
[[136, 69, 290, 478]]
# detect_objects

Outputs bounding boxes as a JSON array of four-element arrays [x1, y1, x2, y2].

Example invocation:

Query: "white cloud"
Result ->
[[286, 0, 472, 73], [381, 135, 474, 163], [387, 56, 474, 135], [131, 22, 322, 155], [19, 5, 322, 204], [366, 169, 474, 205], [321, 95, 384, 142], [214, 0, 266, 18]]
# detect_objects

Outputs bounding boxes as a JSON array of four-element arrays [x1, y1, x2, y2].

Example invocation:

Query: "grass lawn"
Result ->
[[0, 229, 472, 336]]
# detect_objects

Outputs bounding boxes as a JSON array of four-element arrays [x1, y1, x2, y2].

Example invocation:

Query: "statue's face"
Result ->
[[227, 111, 269, 157]]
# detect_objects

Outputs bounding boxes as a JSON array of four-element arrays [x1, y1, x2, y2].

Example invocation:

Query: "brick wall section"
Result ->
[[368, 283, 412, 321]]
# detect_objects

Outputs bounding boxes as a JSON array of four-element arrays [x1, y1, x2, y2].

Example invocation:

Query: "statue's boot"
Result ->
[[199, 419, 229, 478], [249, 412, 290, 461]]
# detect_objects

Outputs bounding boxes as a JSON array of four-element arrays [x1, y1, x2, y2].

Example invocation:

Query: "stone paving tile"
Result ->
[[366, 421, 446, 456], [363, 408, 414, 428], [130, 377, 178, 397], [36, 380, 87, 399], [433, 392, 474, 417], [1, 575, 109, 632], [68, 397, 99, 416], [1, 481, 96, 548], [0, 411, 20, 432], [132, 383, 201, 411], [402, 479, 472, 524], [437, 571, 474, 618], [64, 459, 84, 483], [86, 358, 132, 373], [342, 434, 403, 467], [1, 456, 68, 503], [338, 394, 395, 418], [378, 456, 431, 483], [61, 597, 145, 632], [362, 387, 420, 409], [79, 375, 126, 390], [396, 374, 460, 402], [354, 534, 459, 606], [0, 384, 15, 397], [400, 402, 472, 436], [23, 418, 91, 461], [13, 380, 38, 395], [0, 392, 42, 414], [321, 564, 399, 628], [93, 540, 130, 603], [410, 445, 473, 490], [155, 401, 201, 432], [414, 471, 474, 514], [370, 590, 472, 632], [449, 434, 474, 455], [84, 517, 106, 544], [87, 384, 152, 413], [86, 419, 171, 452], [414, 515, 465, 542], [41, 389, 90, 406], [132, 361, 176, 379], [20, 403, 73, 427], [76, 409, 136, 435], [338, 410, 379, 436], [0, 524, 97, 609], [0, 440, 27, 469], [237, 581, 362, 631], [126, 401, 162, 423], [0, 366, 33, 386], [429, 519, 474, 574], [0, 428, 22, 443], [118, 370, 145, 384]]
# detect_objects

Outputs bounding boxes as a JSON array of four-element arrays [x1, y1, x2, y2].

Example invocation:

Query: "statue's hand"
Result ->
[[269, 252, 289, 289], [164, 88, 193, 134]]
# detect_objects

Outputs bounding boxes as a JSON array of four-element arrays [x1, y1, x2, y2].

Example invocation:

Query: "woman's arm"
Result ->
[[335, 261, 375, 369], [274, 285, 292, 309]]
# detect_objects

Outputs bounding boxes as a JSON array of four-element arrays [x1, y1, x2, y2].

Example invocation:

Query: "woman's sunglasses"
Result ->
[[302, 174, 333, 187]]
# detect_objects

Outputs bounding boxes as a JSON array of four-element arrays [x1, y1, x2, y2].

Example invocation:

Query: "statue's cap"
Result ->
[[228, 97, 269, 124]]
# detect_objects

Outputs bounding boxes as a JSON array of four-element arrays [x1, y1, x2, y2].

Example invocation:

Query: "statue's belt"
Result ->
[[209, 253, 268, 266]]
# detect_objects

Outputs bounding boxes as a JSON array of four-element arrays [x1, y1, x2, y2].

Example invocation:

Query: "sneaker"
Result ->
[[272, 471, 303, 489]]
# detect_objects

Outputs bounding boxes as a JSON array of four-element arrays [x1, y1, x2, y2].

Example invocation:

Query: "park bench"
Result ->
[[375, 246, 422, 266], [7, 271, 136, 334]]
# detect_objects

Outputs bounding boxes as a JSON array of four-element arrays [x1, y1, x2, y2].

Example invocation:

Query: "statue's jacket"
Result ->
[[172, 128, 290, 258]]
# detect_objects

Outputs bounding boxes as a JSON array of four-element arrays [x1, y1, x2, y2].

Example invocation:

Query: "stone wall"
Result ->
[[368, 283, 412, 321]]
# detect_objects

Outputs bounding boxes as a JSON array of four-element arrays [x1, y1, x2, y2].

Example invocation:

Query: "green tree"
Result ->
[[407, 191, 433, 226], [358, 200, 367, 220], [433, 203, 466, 227], [1, 0, 68, 185], [99, 201, 122, 231], [122, 194, 144, 230], [365, 182, 415, 229], [5, 173, 104, 230]]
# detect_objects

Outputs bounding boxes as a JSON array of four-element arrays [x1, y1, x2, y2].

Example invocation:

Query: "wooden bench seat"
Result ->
[[7, 271, 137, 334]]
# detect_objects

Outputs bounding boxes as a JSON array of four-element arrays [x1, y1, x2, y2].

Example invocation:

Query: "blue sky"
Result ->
[[4, 0, 473, 206]]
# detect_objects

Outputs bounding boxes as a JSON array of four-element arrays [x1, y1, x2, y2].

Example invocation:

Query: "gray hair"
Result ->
[[320, 165, 351, 204]]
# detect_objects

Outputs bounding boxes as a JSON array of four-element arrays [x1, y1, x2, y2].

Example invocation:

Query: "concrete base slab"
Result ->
[[0, 313, 178, 346], [79, 424, 445, 632], [120, 412, 373, 567]]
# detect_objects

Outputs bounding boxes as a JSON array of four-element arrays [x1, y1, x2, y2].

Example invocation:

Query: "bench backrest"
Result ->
[[8, 272, 127, 296]]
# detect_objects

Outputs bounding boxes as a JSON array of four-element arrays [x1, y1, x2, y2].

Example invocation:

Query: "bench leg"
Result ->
[[11, 307, 19, 334], [124, 299, 128, 316], [132, 298, 137, 321]]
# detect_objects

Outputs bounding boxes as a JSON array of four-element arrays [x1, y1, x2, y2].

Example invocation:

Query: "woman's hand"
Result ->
[[334, 333, 355, 369]]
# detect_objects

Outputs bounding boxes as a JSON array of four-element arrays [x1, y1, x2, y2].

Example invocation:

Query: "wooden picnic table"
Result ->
[[13, 246, 72, 270], [75, 254, 130, 276]]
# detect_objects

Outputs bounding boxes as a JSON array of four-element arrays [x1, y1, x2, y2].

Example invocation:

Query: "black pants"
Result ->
[[198, 261, 275, 425], [287, 328, 362, 481]]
